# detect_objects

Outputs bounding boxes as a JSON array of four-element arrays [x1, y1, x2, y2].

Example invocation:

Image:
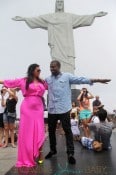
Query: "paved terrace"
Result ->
[[0, 129, 116, 175]]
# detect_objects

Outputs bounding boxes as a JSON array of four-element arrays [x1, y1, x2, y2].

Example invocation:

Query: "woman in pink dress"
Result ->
[[0, 64, 47, 167]]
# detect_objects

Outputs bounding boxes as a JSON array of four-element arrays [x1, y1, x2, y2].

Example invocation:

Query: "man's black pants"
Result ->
[[48, 111, 74, 155]]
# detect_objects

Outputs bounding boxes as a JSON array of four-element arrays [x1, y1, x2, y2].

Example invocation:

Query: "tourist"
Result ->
[[70, 113, 80, 141], [90, 107, 100, 124], [45, 60, 110, 164], [93, 96, 101, 109], [0, 87, 6, 147], [80, 136, 102, 152], [3, 88, 18, 148], [0, 64, 47, 167], [70, 102, 80, 120], [77, 88, 94, 137], [88, 109, 116, 150]]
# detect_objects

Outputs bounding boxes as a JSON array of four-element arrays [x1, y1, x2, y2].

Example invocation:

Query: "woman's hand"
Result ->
[[80, 90, 83, 94], [1, 87, 7, 92]]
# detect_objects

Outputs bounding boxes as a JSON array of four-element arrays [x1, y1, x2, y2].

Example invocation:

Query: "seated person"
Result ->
[[81, 136, 102, 152], [88, 109, 116, 150]]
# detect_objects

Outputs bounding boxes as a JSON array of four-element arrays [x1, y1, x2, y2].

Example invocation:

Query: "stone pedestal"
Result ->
[[71, 89, 80, 106]]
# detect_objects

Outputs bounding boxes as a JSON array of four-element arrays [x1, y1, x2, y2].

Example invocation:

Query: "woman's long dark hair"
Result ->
[[26, 64, 43, 90], [80, 89, 88, 102]]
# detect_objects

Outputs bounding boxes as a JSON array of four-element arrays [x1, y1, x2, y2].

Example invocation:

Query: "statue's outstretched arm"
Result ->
[[72, 11, 108, 29], [12, 15, 48, 30]]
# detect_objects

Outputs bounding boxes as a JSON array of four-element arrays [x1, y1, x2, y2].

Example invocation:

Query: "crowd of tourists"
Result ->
[[0, 87, 18, 148], [0, 60, 112, 167], [70, 92, 115, 152]]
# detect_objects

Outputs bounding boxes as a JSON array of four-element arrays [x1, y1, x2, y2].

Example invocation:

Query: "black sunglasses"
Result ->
[[36, 69, 41, 72]]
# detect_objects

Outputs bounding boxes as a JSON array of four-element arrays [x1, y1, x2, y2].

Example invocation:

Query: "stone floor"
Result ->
[[0, 129, 116, 175]]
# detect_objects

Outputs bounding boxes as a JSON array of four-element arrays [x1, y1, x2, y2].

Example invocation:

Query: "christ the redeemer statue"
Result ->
[[13, 0, 107, 73]]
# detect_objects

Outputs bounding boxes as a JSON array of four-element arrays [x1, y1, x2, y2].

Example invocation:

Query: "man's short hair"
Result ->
[[50, 60, 61, 68], [97, 109, 107, 121]]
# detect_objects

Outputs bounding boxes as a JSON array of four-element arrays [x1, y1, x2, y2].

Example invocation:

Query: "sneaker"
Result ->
[[45, 151, 57, 159], [68, 155, 76, 164]]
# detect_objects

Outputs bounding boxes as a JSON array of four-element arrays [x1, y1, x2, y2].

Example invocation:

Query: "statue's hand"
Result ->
[[96, 12, 108, 17], [12, 16, 24, 21]]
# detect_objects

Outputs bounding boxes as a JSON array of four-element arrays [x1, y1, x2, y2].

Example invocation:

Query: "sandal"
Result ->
[[37, 151, 44, 165], [0, 143, 3, 147], [3, 144, 8, 148], [11, 144, 16, 148]]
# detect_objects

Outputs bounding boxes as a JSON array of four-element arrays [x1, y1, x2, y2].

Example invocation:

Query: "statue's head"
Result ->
[[55, 0, 64, 12]]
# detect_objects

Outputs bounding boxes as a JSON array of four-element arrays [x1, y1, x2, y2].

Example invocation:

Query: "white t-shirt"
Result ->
[[71, 119, 80, 136], [44, 111, 48, 118], [91, 116, 100, 124]]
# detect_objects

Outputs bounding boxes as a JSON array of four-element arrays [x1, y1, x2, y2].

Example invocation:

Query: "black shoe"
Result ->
[[68, 155, 76, 164], [45, 151, 57, 159]]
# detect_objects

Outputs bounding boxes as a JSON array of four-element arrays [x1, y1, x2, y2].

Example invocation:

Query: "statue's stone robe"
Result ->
[[25, 12, 95, 73]]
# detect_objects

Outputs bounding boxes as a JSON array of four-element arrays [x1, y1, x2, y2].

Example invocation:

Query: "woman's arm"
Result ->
[[3, 78, 23, 89], [88, 91, 94, 99], [0, 80, 4, 84], [6, 88, 18, 101], [1, 95, 6, 107], [43, 81, 48, 90]]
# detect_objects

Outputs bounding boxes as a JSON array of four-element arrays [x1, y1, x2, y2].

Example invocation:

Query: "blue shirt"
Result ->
[[45, 73, 92, 114]]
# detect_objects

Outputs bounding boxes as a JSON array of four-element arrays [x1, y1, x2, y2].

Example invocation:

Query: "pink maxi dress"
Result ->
[[4, 78, 47, 167]]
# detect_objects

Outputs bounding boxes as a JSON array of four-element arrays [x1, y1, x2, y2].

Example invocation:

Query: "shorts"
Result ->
[[0, 113, 4, 128], [3, 113, 16, 124], [80, 109, 92, 120]]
